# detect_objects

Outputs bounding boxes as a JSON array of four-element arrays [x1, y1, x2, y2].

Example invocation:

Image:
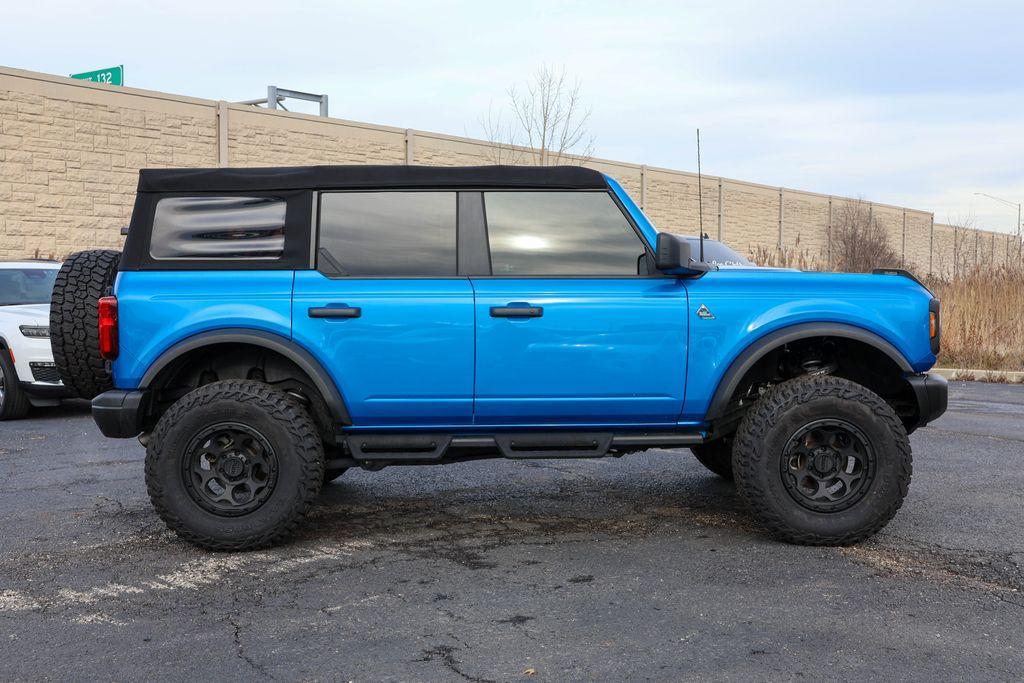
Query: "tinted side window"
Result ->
[[484, 192, 646, 276], [318, 192, 457, 276], [151, 196, 286, 260]]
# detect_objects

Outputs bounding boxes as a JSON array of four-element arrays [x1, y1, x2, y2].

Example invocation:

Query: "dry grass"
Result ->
[[928, 265, 1024, 371]]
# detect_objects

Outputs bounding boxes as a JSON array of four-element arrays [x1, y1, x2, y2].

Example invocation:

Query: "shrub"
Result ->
[[831, 200, 901, 273]]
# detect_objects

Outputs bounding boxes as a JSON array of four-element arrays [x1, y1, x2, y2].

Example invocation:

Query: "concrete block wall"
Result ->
[[0, 70, 218, 258], [1, 65, 1019, 278]]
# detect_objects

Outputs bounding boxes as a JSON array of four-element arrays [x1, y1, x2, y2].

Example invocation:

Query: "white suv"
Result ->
[[0, 260, 69, 419]]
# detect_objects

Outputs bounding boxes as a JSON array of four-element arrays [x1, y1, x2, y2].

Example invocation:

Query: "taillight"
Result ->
[[928, 298, 941, 355], [98, 296, 119, 360]]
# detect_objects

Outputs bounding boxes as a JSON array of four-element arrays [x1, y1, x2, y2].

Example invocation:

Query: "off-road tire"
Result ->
[[145, 380, 324, 551], [50, 249, 121, 399], [690, 438, 734, 479], [733, 375, 912, 546], [0, 350, 30, 420]]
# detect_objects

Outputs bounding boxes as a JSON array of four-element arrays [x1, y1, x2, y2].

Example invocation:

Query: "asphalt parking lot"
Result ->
[[1, 381, 1022, 681]]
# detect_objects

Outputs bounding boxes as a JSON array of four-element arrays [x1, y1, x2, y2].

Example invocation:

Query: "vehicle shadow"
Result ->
[[24, 399, 92, 421], [306, 465, 759, 560]]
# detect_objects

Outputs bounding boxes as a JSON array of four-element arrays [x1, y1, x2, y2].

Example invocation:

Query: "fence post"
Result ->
[[717, 177, 723, 240], [929, 215, 934, 276], [640, 165, 647, 211], [778, 188, 785, 249], [901, 209, 907, 267], [827, 196, 833, 269], [404, 129, 415, 164], [216, 101, 229, 167]]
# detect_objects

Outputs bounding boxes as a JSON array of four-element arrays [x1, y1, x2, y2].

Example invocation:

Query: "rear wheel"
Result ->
[[690, 438, 734, 479], [0, 351, 30, 420], [50, 249, 121, 399], [145, 380, 324, 551], [732, 375, 911, 545]]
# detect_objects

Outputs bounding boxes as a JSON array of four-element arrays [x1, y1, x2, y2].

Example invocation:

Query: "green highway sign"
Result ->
[[70, 65, 123, 86]]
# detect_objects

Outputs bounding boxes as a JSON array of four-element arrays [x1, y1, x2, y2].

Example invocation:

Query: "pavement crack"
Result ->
[[228, 616, 274, 680], [417, 645, 493, 683]]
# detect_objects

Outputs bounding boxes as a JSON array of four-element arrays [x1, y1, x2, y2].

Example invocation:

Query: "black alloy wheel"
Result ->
[[182, 423, 280, 516], [780, 419, 876, 513]]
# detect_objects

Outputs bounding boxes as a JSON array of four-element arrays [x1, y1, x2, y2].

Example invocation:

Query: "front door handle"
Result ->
[[490, 305, 543, 318], [308, 305, 361, 319]]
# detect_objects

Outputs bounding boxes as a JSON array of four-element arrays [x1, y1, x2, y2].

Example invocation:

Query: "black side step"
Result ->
[[336, 431, 705, 465], [347, 434, 451, 461], [494, 433, 613, 459]]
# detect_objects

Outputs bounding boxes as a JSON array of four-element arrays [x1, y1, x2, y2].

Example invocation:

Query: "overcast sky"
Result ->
[[5, 0, 1023, 232]]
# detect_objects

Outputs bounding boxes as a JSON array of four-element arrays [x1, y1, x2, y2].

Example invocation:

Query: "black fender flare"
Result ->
[[704, 322, 913, 422], [139, 328, 351, 425]]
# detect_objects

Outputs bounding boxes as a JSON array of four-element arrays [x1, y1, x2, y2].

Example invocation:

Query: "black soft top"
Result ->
[[137, 165, 609, 193]]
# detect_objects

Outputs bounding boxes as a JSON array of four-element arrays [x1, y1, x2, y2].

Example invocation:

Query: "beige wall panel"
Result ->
[[871, 205, 903, 260], [228, 107, 405, 167], [720, 181, 780, 259], [643, 170, 702, 235], [781, 191, 830, 261], [903, 211, 932, 273], [931, 224, 958, 279]]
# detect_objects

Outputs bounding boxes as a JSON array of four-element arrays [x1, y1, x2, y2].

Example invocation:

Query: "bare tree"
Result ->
[[481, 65, 595, 166], [831, 199, 901, 272], [948, 214, 977, 280]]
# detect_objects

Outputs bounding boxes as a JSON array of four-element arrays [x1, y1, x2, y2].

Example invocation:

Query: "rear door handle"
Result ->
[[308, 305, 361, 319], [490, 305, 543, 318]]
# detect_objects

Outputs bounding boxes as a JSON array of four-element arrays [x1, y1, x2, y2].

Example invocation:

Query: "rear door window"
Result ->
[[318, 192, 457, 276], [483, 191, 647, 276]]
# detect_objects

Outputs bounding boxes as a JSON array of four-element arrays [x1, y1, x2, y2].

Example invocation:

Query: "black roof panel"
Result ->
[[137, 165, 609, 193]]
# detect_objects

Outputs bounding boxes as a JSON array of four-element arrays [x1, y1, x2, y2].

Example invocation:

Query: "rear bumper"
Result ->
[[906, 372, 948, 428], [92, 389, 148, 438]]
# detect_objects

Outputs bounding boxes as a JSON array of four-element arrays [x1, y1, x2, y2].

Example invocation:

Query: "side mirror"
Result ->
[[655, 233, 713, 275]]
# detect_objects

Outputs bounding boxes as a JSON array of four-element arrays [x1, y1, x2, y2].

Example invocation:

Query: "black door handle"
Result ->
[[490, 305, 543, 318], [309, 305, 361, 319]]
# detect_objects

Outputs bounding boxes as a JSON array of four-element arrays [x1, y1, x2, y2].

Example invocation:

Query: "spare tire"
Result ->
[[50, 249, 121, 399]]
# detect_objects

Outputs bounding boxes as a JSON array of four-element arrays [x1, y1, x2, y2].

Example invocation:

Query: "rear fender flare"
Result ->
[[139, 328, 351, 424]]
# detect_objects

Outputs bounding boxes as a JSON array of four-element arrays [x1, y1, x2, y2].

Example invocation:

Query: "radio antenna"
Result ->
[[696, 128, 705, 262]]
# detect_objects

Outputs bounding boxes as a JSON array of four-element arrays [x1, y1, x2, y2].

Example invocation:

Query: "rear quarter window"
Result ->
[[150, 196, 287, 260]]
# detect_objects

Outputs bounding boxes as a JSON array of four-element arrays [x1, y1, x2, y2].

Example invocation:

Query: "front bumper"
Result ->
[[906, 372, 948, 428], [92, 389, 149, 438], [19, 381, 72, 400]]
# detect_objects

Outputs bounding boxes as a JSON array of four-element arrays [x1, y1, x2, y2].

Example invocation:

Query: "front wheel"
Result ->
[[145, 380, 324, 551], [0, 351, 30, 420], [732, 375, 912, 545]]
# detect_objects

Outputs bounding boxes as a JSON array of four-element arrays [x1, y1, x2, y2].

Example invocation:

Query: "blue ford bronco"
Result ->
[[49, 165, 947, 550]]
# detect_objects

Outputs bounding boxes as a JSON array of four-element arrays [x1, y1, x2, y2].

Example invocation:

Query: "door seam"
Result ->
[[469, 277, 478, 425]]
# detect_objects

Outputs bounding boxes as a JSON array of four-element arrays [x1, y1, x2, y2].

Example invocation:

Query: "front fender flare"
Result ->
[[139, 328, 351, 425], [704, 322, 913, 423]]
